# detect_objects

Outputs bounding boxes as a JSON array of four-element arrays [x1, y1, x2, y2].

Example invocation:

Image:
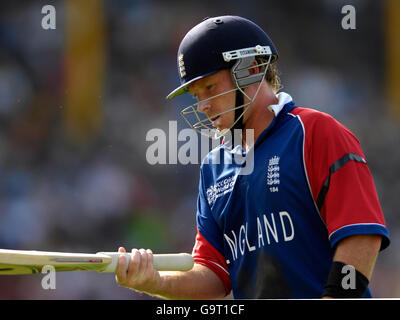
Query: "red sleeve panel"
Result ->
[[192, 228, 232, 295], [290, 107, 390, 250]]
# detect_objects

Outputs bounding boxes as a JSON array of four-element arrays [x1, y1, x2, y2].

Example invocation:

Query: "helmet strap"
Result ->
[[229, 90, 245, 144], [234, 91, 245, 128]]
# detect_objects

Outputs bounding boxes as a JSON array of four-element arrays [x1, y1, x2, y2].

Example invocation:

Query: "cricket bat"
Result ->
[[0, 249, 194, 275]]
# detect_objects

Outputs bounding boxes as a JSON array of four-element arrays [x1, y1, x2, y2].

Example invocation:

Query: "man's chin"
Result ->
[[214, 127, 230, 138]]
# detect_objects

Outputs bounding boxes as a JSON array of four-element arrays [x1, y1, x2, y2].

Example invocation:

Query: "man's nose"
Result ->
[[197, 99, 211, 114]]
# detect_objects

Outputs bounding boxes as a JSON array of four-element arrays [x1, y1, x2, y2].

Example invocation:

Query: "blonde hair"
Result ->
[[257, 57, 282, 93]]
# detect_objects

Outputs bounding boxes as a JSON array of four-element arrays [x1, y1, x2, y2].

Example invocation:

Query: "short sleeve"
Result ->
[[292, 108, 390, 250]]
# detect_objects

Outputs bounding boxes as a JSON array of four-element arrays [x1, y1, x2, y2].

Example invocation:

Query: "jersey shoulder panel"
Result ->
[[290, 107, 361, 146], [289, 107, 390, 250], [289, 106, 365, 205]]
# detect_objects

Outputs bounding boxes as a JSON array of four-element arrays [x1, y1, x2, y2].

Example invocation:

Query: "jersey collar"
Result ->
[[268, 92, 293, 116], [253, 92, 295, 148]]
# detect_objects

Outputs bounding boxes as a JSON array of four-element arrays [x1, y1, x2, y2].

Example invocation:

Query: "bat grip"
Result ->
[[98, 252, 194, 273]]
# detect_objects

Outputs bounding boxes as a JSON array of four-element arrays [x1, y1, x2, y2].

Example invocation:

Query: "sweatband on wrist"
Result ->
[[322, 261, 369, 298]]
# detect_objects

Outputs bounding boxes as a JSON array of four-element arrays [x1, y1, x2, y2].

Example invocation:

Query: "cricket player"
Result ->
[[115, 15, 390, 299]]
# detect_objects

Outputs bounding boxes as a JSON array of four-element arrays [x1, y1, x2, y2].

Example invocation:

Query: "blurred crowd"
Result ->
[[0, 0, 399, 299]]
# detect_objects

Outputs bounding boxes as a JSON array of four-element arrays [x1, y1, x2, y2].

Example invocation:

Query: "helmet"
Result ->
[[167, 15, 278, 99], [167, 15, 278, 139]]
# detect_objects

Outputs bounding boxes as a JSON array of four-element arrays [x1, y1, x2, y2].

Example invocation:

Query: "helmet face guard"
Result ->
[[167, 16, 278, 140], [180, 52, 272, 139]]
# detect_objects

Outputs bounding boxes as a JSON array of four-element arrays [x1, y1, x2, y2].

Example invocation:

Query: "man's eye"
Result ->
[[206, 84, 214, 90]]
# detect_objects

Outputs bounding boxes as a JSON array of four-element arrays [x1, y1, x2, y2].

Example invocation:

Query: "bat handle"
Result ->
[[97, 252, 194, 273]]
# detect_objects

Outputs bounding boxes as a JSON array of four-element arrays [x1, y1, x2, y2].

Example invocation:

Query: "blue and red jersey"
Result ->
[[192, 92, 390, 298]]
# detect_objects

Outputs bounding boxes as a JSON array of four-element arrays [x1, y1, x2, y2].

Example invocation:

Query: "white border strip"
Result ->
[[208, 260, 230, 275], [288, 112, 327, 227], [329, 223, 387, 240]]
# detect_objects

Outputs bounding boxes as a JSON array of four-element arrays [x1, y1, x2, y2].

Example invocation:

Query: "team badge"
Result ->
[[178, 54, 186, 78], [267, 155, 280, 192]]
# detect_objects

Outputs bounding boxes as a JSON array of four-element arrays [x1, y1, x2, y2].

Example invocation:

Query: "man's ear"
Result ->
[[248, 59, 260, 75]]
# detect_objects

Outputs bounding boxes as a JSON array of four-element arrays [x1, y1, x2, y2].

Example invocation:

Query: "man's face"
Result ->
[[188, 70, 236, 132]]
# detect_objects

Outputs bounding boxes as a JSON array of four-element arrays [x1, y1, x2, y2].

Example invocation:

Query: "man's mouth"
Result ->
[[210, 115, 220, 124]]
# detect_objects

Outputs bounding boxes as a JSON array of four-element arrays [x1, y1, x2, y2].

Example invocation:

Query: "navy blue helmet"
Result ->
[[167, 15, 278, 99]]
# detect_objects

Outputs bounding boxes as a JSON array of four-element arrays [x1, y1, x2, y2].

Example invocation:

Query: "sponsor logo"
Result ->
[[206, 176, 236, 206]]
